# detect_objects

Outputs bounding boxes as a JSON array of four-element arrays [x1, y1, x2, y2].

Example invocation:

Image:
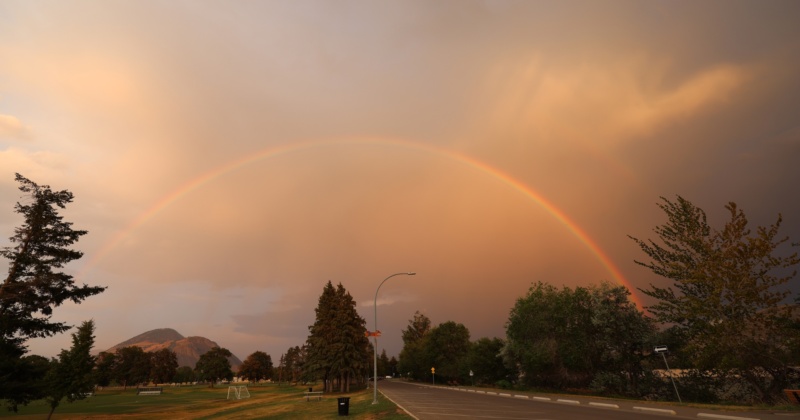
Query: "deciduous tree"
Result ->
[[173, 366, 196, 383], [398, 311, 432, 380], [238, 351, 273, 383], [504, 282, 595, 388], [113, 346, 151, 389], [424, 321, 471, 384], [149, 348, 178, 384], [195, 346, 233, 387], [588, 282, 655, 395], [93, 352, 116, 387], [630, 196, 800, 403], [467, 337, 514, 386]]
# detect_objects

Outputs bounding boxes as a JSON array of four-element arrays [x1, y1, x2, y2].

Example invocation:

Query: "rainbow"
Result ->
[[80, 137, 642, 308]]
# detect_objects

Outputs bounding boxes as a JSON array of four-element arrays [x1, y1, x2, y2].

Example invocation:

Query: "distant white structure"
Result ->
[[227, 385, 250, 400]]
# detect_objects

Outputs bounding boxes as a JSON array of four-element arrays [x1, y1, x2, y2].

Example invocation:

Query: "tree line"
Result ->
[[396, 196, 800, 404], [0, 174, 279, 415], [2, 174, 798, 409]]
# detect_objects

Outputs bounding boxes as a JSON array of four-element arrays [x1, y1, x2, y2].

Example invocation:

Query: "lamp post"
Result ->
[[372, 272, 416, 404]]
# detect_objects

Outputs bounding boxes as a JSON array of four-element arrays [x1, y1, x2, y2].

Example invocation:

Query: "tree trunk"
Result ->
[[46, 403, 57, 420]]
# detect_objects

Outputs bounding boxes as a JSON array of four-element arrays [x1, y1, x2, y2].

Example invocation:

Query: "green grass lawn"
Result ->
[[1, 383, 412, 419]]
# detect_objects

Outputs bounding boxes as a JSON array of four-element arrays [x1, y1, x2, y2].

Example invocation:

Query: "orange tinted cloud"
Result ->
[[483, 56, 748, 144]]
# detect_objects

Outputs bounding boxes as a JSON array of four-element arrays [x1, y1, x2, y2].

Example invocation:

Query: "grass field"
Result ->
[[0, 383, 412, 419]]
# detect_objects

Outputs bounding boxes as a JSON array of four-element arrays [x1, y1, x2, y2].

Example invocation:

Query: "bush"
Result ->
[[495, 380, 512, 389], [589, 372, 626, 395]]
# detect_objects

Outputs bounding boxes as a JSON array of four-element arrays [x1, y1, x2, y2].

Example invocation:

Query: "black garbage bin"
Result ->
[[337, 397, 350, 416]]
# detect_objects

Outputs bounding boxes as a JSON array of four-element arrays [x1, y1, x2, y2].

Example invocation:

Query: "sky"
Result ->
[[1, 0, 799, 362]]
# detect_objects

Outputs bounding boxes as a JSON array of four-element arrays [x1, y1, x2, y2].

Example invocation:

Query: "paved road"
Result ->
[[377, 380, 800, 420]]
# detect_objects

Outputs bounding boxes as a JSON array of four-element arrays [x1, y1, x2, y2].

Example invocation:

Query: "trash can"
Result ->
[[337, 397, 350, 416]]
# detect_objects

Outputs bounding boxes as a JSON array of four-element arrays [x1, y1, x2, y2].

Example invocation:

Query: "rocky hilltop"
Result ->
[[105, 328, 242, 370]]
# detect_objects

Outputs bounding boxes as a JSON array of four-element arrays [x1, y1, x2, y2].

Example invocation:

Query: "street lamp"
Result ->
[[372, 272, 416, 404]]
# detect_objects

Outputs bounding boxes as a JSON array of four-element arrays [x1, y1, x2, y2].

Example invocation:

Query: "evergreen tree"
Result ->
[[305, 281, 369, 392], [630, 196, 800, 403], [282, 345, 307, 384], [305, 282, 337, 388], [44, 320, 97, 420], [195, 346, 233, 387], [276, 353, 286, 385], [377, 349, 390, 377], [388, 356, 398, 377], [1, 174, 105, 410]]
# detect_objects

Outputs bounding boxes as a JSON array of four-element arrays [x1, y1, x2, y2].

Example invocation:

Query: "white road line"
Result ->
[[418, 412, 551, 419], [514, 395, 529, 399], [697, 414, 760, 420], [633, 406, 677, 415], [379, 390, 420, 420], [532, 396, 551, 401], [589, 402, 619, 408], [556, 399, 580, 404]]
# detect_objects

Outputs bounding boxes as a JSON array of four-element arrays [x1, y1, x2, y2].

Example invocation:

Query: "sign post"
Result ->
[[469, 369, 474, 387], [655, 345, 681, 403], [431, 367, 435, 385]]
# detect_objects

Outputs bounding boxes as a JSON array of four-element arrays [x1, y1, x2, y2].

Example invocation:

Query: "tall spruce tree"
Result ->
[[44, 320, 97, 420], [1, 174, 105, 410], [330, 283, 369, 392], [630, 196, 800, 402], [305, 281, 368, 392]]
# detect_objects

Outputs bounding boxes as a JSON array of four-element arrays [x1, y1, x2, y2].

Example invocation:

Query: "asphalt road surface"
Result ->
[[377, 380, 800, 420]]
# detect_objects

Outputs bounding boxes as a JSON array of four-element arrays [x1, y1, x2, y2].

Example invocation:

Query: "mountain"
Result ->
[[105, 328, 242, 370]]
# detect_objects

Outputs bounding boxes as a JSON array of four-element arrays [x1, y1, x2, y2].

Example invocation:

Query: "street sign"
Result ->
[[364, 330, 382, 337], [469, 370, 473, 377], [431, 367, 435, 373]]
